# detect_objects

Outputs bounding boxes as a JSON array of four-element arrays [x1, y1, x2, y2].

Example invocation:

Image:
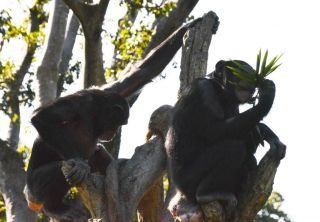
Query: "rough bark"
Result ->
[[36, 0, 69, 105], [178, 11, 219, 96], [137, 177, 164, 222], [7, 94, 20, 150], [237, 145, 282, 222], [138, 105, 174, 222], [0, 140, 36, 222], [63, 0, 110, 87]]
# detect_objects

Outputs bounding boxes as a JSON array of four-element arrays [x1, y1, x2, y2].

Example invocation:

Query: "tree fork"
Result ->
[[63, 0, 110, 87]]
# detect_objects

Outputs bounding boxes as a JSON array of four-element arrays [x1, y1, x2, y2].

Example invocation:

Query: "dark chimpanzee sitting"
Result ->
[[165, 60, 285, 220], [25, 89, 129, 220]]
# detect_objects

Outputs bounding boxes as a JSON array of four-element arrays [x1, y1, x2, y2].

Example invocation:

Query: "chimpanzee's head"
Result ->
[[213, 60, 256, 104], [91, 90, 130, 142], [31, 89, 130, 159]]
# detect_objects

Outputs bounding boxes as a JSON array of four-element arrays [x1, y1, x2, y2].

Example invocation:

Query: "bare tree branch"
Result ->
[[36, 0, 69, 105]]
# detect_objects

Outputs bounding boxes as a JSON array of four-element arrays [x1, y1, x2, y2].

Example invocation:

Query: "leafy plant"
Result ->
[[106, 0, 176, 78], [256, 192, 292, 222], [227, 49, 282, 86]]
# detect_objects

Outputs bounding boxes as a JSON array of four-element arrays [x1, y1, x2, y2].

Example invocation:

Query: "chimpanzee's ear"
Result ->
[[214, 60, 227, 85]]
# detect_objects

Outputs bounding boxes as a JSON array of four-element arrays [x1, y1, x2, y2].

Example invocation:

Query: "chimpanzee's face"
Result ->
[[95, 93, 130, 142], [234, 80, 256, 104]]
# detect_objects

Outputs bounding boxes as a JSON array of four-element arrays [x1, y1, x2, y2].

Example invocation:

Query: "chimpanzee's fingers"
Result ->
[[64, 159, 90, 185]]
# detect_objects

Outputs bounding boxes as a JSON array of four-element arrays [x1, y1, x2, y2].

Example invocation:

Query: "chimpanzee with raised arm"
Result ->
[[166, 60, 286, 220]]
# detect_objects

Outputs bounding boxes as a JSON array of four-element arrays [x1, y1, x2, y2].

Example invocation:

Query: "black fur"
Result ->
[[166, 60, 279, 216], [26, 89, 129, 220]]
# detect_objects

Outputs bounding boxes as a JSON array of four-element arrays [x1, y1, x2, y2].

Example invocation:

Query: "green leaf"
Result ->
[[226, 66, 256, 84], [231, 60, 255, 75], [260, 49, 269, 75], [256, 49, 262, 74], [266, 63, 282, 76], [12, 113, 19, 123], [227, 49, 283, 87], [263, 54, 283, 77]]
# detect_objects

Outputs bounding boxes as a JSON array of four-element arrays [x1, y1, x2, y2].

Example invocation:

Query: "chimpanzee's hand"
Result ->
[[62, 159, 90, 186], [269, 138, 286, 160], [258, 79, 275, 107]]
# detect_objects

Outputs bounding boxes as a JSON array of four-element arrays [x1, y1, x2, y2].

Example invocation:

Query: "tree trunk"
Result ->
[[137, 176, 164, 222], [57, 13, 80, 97], [83, 34, 105, 87], [7, 94, 20, 150], [0, 140, 36, 222], [178, 11, 219, 95], [36, 0, 69, 105], [63, 0, 110, 87]]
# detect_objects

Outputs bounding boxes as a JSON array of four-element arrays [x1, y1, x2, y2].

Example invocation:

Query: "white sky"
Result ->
[[1, 0, 320, 221]]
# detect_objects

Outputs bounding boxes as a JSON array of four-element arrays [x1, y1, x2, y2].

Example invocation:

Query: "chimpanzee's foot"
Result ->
[[178, 210, 203, 222], [196, 192, 238, 221], [168, 191, 204, 222]]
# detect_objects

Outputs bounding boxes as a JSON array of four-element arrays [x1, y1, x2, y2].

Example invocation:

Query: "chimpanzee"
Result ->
[[165, 60, 285, 220], [25, 89, 129, 220]]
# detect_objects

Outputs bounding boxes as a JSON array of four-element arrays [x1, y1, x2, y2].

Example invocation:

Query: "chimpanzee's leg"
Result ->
[[195, 140, 246, 221]]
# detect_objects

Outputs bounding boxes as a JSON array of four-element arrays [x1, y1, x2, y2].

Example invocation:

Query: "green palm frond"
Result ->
[[227, 50, 282, 86]]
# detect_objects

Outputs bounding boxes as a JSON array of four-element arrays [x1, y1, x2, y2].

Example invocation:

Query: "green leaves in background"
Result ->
[[106, 0, 176, 78], [0, 0, 48, 116], [256, 192, 292, 222]]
